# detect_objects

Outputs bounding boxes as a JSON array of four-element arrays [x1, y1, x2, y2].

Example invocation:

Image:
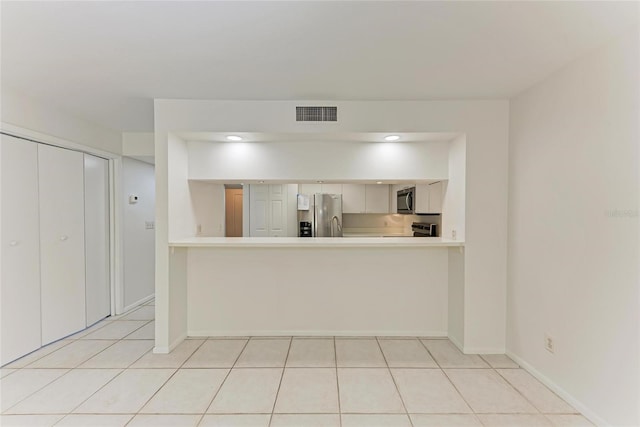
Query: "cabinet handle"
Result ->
[[59, 235, 68, 241], [9, 240, 19, 246]]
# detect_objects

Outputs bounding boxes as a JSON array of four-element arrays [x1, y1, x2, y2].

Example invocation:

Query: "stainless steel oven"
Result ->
[[397, 187, 415, 214]]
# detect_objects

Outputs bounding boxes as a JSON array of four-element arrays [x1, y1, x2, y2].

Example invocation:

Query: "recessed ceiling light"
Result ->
[[376, 181, 383, 184], [384, 135, 400, 142], [226, 135, 243, 141]]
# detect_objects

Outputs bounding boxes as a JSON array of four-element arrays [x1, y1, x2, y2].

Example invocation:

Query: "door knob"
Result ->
[[9, 240, 19, 246], [59, 235, 68, 241]]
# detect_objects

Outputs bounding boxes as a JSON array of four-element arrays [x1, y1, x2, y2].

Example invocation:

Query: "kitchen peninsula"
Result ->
[[154, 99, 509, 356], [168, 236, 464, 341]]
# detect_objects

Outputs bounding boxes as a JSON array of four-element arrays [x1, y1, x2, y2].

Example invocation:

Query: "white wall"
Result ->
[[155, 99, 509, 354], [122, 157, 155, 310], [168, 134, 195, 241], [122, 132, 154, 164], [188, 140, 449, 181], [189, 182, 225, 237], [508, 27, 639, 426], [1, 90, 121, 154], [442, 135, 466, 241]]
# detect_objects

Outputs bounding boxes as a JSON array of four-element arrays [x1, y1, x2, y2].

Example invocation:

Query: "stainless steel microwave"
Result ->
[[397, 187, 415, 214]]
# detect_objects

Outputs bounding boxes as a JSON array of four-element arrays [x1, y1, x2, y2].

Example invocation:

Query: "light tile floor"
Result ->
[[1, 300, 595, 427]]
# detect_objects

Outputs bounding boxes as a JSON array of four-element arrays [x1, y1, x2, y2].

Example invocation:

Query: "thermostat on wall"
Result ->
[[129, 195, 139, 204]]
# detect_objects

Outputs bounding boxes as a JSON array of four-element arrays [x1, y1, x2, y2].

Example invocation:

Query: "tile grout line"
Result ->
[[374, 337, 414, 427], [417, 338, 482, 425], [334, 336, 342, 427], [3, 339, 123, 415], [267, 336, 292, 427], [52, 311, 160, 424], [8, 304, 150, 423], [197, 337, 251, 426], [125, 338, 207, 424]]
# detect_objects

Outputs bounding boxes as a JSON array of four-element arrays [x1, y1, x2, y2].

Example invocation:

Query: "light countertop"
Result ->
[[169, 237, 464, 248]]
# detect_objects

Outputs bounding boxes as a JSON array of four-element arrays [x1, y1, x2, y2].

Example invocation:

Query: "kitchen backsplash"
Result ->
[[343, 213, 441, 236]]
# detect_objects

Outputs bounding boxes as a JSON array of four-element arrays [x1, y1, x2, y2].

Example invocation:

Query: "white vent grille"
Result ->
[[296, 106, 337, 122]]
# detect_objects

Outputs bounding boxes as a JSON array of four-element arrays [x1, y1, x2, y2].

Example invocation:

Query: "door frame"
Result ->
[[0, 123, 125, 316]]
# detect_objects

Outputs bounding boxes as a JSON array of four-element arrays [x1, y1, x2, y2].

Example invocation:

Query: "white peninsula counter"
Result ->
[[169, 236, 464, 248], [166, 237, 465, 342]]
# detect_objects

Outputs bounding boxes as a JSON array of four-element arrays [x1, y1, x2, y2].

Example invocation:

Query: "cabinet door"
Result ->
[[298, 183, 322, 196], [415, 184, 430, 214], [1, 135, 41, 364], [342, 184, 366, 213], [428, 181, 444, 214], [39, 144, 86, 344], [84, 154, 110, 326], [365, 184, 390, 213], [320, 183, 342, 195]]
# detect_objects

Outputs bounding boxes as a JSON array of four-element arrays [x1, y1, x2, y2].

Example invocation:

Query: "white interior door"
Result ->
[[39, 144, 86, 344], [84, 154, 110, 326], [268, 184, 287, 237], [249, 185, 269, 237], [0, 135, 42, 365]]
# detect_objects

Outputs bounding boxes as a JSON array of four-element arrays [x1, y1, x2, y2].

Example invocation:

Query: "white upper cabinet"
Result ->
[[428, 181, 444, 214], [415, 181, 445, 214], [1, 135, 42, 365], [365, 184, 390, 213], [320, 183, 342, 194], [298, 183, 322, 196], [342, 184, 366, 213], [415, 184, 430, 214], [343, 184, 390, 214]]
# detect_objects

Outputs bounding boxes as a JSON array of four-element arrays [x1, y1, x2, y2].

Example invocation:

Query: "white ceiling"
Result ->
[[2, 1, 637, 132]]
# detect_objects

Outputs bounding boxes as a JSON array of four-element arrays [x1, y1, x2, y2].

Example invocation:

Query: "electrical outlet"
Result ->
[[452, 229, 457, 240], [145, 221, 154, 230], [544, 334, 555, 353], [196, 224, 202, 234]]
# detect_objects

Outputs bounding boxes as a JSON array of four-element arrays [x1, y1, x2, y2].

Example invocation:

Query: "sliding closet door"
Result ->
[[84, 154, 110, 326], [0, 135, 41, 365], [39, 144, 86, 344]]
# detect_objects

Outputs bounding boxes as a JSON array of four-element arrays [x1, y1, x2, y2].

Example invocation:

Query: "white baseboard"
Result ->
[[448, 334, 465, 352], [153, 332, 187, 354], [188, 330, 448, 338], [448, 335, 505, 355], [506, 351, 608, 427], [463, 347, 506, 354], [121, 294, 155, 315]]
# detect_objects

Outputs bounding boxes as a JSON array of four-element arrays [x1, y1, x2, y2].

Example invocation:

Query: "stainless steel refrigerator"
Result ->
[[314, 193, 343, 237]]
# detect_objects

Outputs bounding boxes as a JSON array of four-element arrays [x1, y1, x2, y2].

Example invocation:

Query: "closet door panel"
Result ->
[[0, 135, 41, 365], [38, 144, 86, 344], [84, 154, 110, 326]]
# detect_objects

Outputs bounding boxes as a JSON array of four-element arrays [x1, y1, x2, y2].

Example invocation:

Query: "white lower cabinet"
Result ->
[[0, 135, 42, 365], [39, 144, 87, 345]]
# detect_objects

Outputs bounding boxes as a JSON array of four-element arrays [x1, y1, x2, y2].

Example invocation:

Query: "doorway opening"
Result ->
[[225, 185, 243, 237]]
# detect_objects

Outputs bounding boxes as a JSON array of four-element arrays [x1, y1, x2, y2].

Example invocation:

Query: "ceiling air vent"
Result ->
[[296, 106, 337, 122]]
